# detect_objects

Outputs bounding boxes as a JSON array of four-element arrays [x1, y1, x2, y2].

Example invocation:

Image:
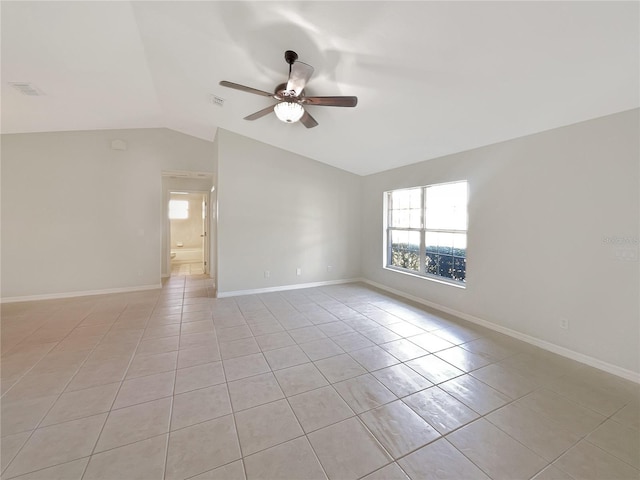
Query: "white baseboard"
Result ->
[[363, 279, 640, 384], [1, 284, 162, 304], [216, 278, 362, 298]]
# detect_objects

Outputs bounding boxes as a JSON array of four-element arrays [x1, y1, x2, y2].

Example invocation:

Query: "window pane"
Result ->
[[409, 209, 421, 228], [425, 251, 465, 282], [425, 232, 438, 253], [169, 200, 189, 219], [425, 232, 460, 256], [453, 257, 466, 282], [453, 233, 467, 258], [425, 181, 467, 230], [392, 210, 409, 227], [391, 189, 410, 209], [390, 230, 420, 271], [390, 188, 421, 228], [438, 255, 454, 279], [425, 253, 438, 276], [425, 253, 453, 278], [436, 232, 453, 255], [409, 188, 422, 209]]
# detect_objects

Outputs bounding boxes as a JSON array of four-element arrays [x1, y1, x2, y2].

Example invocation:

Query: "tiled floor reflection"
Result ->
[[171, 262, 205, 276], [1, 277, 639, 479]]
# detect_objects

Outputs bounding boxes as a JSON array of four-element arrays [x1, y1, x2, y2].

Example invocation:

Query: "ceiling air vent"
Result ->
[[209, 94, 224, 106], [9, 82, 44, 96]]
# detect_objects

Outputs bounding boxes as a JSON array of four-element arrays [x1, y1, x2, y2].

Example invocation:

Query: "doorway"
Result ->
[[168, 191, 209, 276]]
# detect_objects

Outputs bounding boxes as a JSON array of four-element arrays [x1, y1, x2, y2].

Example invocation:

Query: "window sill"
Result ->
[[383, 266, 466, 289]]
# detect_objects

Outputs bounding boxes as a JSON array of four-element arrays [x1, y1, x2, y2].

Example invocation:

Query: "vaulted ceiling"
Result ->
[[2, 1, 638, 175]]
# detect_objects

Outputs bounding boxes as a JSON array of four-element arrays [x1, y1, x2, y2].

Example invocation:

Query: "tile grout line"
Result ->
[[311, 290, 441, 478], [161, 275, 186, 480], [270, 287, 549, 479], [220, 288, 518, 477], [258, 290, 408, 478], [3, 305, 128, 477], [318, 287, 488, 480], [249, 291, 348, 478], [4, 280, 637, 480], [209, 295, 248, 480], [7, 282, 224, 472], [231, 292, 335, 473], [301, 284, 640, 474], [252, 292, 334, 480], [80, 292, 163, 480], [0, 309, 93, 400], [3, 295, 158, 479], [1, 300, 79, 360]]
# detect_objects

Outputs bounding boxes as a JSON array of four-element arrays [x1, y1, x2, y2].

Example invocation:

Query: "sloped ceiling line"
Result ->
[[2, 1, 638, 175]]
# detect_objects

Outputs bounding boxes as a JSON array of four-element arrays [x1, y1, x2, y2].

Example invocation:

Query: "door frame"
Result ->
[[165, 189, 211, 277]]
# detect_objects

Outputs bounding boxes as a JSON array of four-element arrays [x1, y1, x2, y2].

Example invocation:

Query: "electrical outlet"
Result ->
[[559, 317, 569, 330], [327, 265, 333, 272], [264, 270, 270, 278], [296, 267, 302, 276]]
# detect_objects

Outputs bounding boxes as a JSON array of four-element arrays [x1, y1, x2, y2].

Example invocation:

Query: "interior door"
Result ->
[[202, 195, 209, 274]]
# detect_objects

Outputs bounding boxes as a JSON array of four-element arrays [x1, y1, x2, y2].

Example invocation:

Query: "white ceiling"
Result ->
[[2, 1, 638, 175]]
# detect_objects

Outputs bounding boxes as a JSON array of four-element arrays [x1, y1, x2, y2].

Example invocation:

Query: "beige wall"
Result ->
[[361, 109, 639, 375], [1, 128, 215, 298], [216, 129, 362, 294]]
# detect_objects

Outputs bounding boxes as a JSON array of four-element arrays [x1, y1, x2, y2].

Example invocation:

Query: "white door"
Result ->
[[202, 195, 209, 274], [209, 189, 216, 285]]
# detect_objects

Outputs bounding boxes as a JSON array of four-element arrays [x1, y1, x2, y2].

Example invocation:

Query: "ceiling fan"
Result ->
[[219, 50, 357, 128]]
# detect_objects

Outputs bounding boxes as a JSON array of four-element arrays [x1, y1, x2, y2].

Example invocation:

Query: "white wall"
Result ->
[[216, 129, 361, 294], [362, 109, 640, 375], [2, 128, 215, 299]]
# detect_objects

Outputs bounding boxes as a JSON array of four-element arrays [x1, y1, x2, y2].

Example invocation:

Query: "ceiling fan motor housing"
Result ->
[[284, 50, 298, 65]]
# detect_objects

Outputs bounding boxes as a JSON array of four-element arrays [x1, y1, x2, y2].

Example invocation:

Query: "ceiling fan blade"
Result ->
[[219, 81, 274, 97], [299, 110, 319, 129], [286, 61, 314, 96], [244, 104, 275, 121], [303, 96, 358, 107]]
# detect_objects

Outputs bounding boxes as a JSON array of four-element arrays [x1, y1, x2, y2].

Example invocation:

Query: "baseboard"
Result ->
[[216, 278, 363, 298], [1, 284, 162, 304], [362, 279, 640, 384]]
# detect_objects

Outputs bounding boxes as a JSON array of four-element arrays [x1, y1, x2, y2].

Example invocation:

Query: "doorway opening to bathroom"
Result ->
[[169, 191, 209, 276]]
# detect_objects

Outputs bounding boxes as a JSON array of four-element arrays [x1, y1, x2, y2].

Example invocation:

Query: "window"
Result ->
[[385, 181, 468, 284], [169, 200, 189, 219]]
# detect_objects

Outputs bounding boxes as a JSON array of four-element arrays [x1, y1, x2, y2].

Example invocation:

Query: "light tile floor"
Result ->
[[1, 276, 639, 480], [171, 262, 205, 276]]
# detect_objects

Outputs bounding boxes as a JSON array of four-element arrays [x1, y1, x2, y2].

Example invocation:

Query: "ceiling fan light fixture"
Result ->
[[274, 101, 304, 123], [220, 49, 356, 128]]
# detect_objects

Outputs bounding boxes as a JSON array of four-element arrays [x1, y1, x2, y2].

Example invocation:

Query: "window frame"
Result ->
[[384, 181, 468, 287]]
